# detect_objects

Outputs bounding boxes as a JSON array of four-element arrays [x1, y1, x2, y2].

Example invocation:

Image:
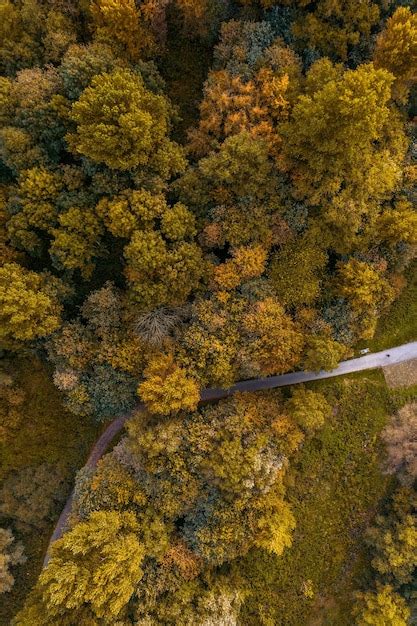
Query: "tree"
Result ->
[[0, 263, 63, 348], [336, 260, 394, 311], [374, 7, 417, 103], [6, 167, 63, 254], [269, 239, 327, 307], [138, 353, 200, 415], [134, 575, 245, 625], [197, 131, 275, 206], [126, 391, 299, 566], [353, 584, 410, 626], [133, 306, 186, 348], [335, 259, 395, 340], [241, 297, 304, 376], [179, 295, 242, 388], [90, 0, 151, 61], [213, 245, 268, 291], [283, 60, 407, 252], [95, 187, 204, 310], [303, 335, 347, 372], [80, 282, 122, 338], [98, 188, 197, 243], [381, 402, 417, 485], [188, 32, 302, 158], [41, 8, 77, 64], [0, 374, 25, 443], [86, 364, 138, 421], [0, 464, 69, 532], [58, 42, 122, 101], [292, 0, 380, 61], [376, 199, 417, 248], [367, 488, 417, 586], [0, 64, 73, 171], [173, 0, 232, 40], [287, 387, 332, 433], [67, 68, 185, 175], [39, 510, 145, 620], [124, 232, 204, 312], [71, 455, 147, 522], [50, 206, 104, 278], [0, 528, 26, 594], [46, 285, 148, 420]]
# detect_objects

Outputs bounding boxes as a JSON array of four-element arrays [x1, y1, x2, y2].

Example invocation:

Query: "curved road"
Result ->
[[43, 341, 417, 566]]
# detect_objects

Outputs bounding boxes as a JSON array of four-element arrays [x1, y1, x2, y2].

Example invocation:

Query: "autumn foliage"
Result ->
[[1, 0, 416, 623]]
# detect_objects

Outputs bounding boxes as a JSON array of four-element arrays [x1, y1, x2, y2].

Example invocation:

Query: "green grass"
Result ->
[[238, 371, 394, 626], [359, 260, 417, 352], [0, 356, 101, 625]]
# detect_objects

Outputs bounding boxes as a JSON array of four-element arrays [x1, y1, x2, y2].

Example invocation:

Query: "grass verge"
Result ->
[[238, 370, 395, 626], [0, 355, 101, 625]]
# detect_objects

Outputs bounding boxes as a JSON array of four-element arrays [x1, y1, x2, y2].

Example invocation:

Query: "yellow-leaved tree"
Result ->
[[374, 6, 417, 103], [138, 353, 200, 415], [67, 68, 185, 174], [0, 263, 64, 349], [284, 60, 407, 253]]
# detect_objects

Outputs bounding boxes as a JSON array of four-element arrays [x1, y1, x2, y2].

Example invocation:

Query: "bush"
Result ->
[[0, 528, 26, 594]]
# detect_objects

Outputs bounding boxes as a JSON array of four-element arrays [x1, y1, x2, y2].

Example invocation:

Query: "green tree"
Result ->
[[133, 575, 245, 625], [353, 584, 410, 626], [70, 455, 147, 521], [293, 0, 380, 61], [336, 259, 394, 311], [269, 239, 327, 307], [287, 387, 332, 433], [121, 194, 205, 310], [283, 60, 407, 252], [303, 335, 347, 372], [50, 206, 104, 278], [376, 199, 417, 248], [67, 68, 185, 175], [58, 42, 122, 101], [90, 0, 151, 61], [0, 373, 25, 444], [374, 6, 417, 103], [46, 287, 147, 420], [367, 488, 417, 586], [0, 0, 42, 75], [39, 510, 145, 620], [0, 263, 63, 348], [241, 297, 304, 376], [126, 392, 300, 565]]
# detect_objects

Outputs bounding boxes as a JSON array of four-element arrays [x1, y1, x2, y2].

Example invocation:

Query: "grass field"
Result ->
[[238, 370, 412, 626], [0, 356, 101, 625]]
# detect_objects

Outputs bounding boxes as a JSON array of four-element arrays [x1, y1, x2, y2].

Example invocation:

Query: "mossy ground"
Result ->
[[238, 370, 415, 626], [0, 356, 101, 625]]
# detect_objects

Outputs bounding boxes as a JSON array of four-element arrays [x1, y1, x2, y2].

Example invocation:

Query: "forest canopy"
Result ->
[[0, 0, 416, 624]]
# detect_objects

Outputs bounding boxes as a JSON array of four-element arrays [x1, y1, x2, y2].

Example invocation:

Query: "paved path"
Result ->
[[201, 341, 417, 401], [43, 341, 417, 566]]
